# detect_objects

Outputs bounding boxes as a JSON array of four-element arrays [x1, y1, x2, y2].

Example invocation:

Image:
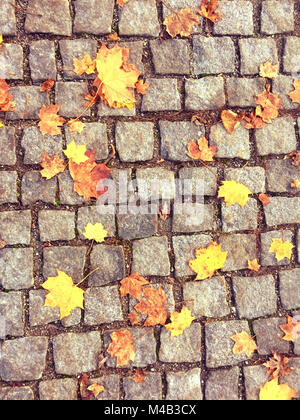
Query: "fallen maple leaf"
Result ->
[[40, 153, 66, 180], [218, 180, 252, 207], [243, 111, 265, 129], [38, 104, 65, 136], [83, 222, 108, 243], [133, 369, 146, 384], [128, 309, 141, 326], [87, 384, 105, 398], [120, 273, 149, 301], [188, 241, 228, 281], [280, 316, 300, 342], [248, 258, 261, 272], [255, 89, 282, 123], [291, 179, 300, 189], [107, 329, 136, 367], [135, 79, 150, 95], [187, 136, 217, 161], [41, 270, 85, 319], [288, 79, 300, 104], [259, 378, 297, 401], [231, 330, 258, 358], [258, 193, 270, 206], [67, 119, 85, 134], [163, 7, 201, 38], [197, 0, 221, 23], [134, 286, 168, 327], [64, 140, 88, 165], [73, 54, 96, 76], [40, 79, 55, 92], [264, 351, 293, 380], [0, 79, 15, 112], [269, 238, 294, 262], [165, 306, 195, 337], [259, 61, 279, 79], [221, 110, 242, 134]]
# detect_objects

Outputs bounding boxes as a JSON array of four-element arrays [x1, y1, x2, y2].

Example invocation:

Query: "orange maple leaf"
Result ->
[[134, 286, 168, 327], [133, 369, 146, 384], [117, 0, 129, 6], [263, 351, 293, 380], [231, 330, 258, 358], [221, 110, 243, 134], [73, 54, 96, 76], [40, 153, 66, 180], [40, 80, 55, 92], [67, 119, 85, 134], [248, 258, 261, 272], [258, 193, 270, 206], [288, 79, 300, 104], [280, 316, 300, 342], [120, 273, 149, 301], [197, 0, 221, 23], [135, 79, 150, 95], [107, 32, 121, 42], [38, 104, 66, 136], [163, 7, 201, 38], [243, 111, 265, 129], [107, 329, 136, 367], [187, 136, 217, 161], [0, 79, 15, 112], [128, 309, 141, 326], [255, 89, 282, 123]]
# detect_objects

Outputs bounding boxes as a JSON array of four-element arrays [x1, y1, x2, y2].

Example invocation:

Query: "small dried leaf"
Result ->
[[133, 369, 146, 384], [187, 136, 217, 161], [280, 316, 300, 342], [197, 0, 221, 23], [40, 153, 66, 180], [221, 110, 242, 134], [231, 330, 258, 358], [87, 384, 105, 398], [38, 104, 65, 136], [120, 273, 149, 301], [264, 351, 293, 379], [107, 329, 136, 367], [248, 259, 261, 272], [259, 61, 279, 79], [163, 7, 201, 38], [67, 119, 85, 134], [40, 79, 55, 92], [258, 193, 270, 206]]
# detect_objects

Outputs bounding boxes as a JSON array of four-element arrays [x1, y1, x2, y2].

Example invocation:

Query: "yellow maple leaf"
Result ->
[[73, 54, 96, 76], [248, 258, 261, 272], [67, 119, 85, 134], [269, 238, 294, 262], [231, 330, 258, 358], [188, 242, 228, 281], [218, 180, 252, 207], [259, 61, 279, 79], [87, 384, 105, 398], [42, 270, 85, 319], [0, 35, 3, 45], [291, 179, 300, 189], [259, 378, 297, 401], [64, 140, 88, 164], [83, 222, 108, 243], [0, 122, 3, 128], [40, 153, 66, 180], [165, 306, 195, 337]]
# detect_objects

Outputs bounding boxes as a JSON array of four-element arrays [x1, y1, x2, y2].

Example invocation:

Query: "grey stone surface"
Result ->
[[210, 123, 251, 160], [256, 117, 297, 156], [77, 206, 116, 239], [0, 0, 16, 36], [90, 245, 125, 286], [159, 120, 204, 162], [261, 0, 294, 34], [66, 122, 108, 160], [214, 0, 254, 35], [116, 122, 154, 162], [0, 44, 23, 79], [132, 236, 170, 276], [185, 77, 226, 110], [0, 248, 34, 290], [0, 172, 18, 204], [244, 365, 269, 401], [159, 323, 202, 363], [74, 0, 114, 34], [22, 126, 63, 164], [25, 0, 72, 36], [273, 75, 299, 110], [233, 275, 277, 319], [59, 39, 97, 80], [252, 318, 289, 355], [0, 126, 16, 165], [0, 210, 31, 245], [205, 320, 252, 368], [221, 199, 258, 232], [183, 277, 230, 318], [0, 291, 24, 337], [120, 41, 144, 74], [38, 210, 75, 242], [264, 197, 300, 226], [117, 214, 158, 240], [136, 168, 175, 201], [0, 386, 34, 401], [193, 36, 236, 74], [88, 375, 120, 400], [266, 159, 300, 193], [55, 82, 89, 118], [279, 269, 300, 310], [206, 367, 239, 400], [173, 203, 217, 233], [84, 286, 124, 325], [0, 336, 48, 381], [119, 0, 160, 36], [7, 86, 49, 120], [123, 373, 162, 400], [261, 230, 294, 266], [150, 39, 190, 74], [29, 40, 57, 82], [141, 79, 181, 112], [224, 167, 266, 193], [39, 379, 78, 400], [284, 359, 300, 394], [239, 38, 278, 75], [179, 167, 218, 196], [166, 368, 202, 400], [58, 171, 85, 205], [220, 234, 257, 272], [283, 37, 300, 73], [22, 171, 57, 205], [226, 78, 265, 107]]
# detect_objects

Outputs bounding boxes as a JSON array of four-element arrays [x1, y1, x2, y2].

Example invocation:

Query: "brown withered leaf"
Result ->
[[244, 111, 265, 129], [133, 369, 146, 384], [255, 89, 282, 123], [134, 286, 168, 327], [40, 153, 66, 180], [197, 0, 221, 23], [280, 316, 300, 342], [258, 193, 270, 206], [120, 273, 149, 301], [40, 80, 55, 92], [38, 104, 66, 136], [128, 309, 141, 326], [0, 239, 7, 249], [107, 329, 136, 367], [264, 351, 293, 379], [187, 136, 217, 161], [163, 7, 201, 38]]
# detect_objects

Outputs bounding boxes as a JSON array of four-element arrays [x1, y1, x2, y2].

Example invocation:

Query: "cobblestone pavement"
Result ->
[[0, 0, 300, 400]]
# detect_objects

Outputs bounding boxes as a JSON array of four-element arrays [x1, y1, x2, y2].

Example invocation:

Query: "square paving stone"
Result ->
[[261, 230, 294, 266], [261, 0, 294, 34], [173, 203, 217, 233], [58, 171, 85, 205], [38, 210, 75, 242], [84, 286, 124, 325], [266, 159, 300, 193], [179, 167, 218, 196], [252, 317, 290, 355], [279, 269, 300, 310], [185, 77, 226, 110], [219, 234, 257, 272], [119, 0, 160, 37], [141, 79, 181, 112], [117, 214, 158, 240], [221, 199, 258, 232], [255, 117, 297, 156], [59, 39, 98, 80], [210, 123, 251, 160], [77, 206, 116, 239], [29, 40, 57, 82], [123, 373, 162, 400], [55, 82, 90, 118], [264, 197, 300, 226], [283, 37, 300, 73], [183, 277, 231, 318], [239, 38, 279, 75], [90, 244, 125, 286], [53, 331, 102, 375], [0, 172, 18, 204], [74, 0, 114, 34], [136, 168, 176, 201], [273, 75, 299, 110], [214, 0, 254, 35], [22, 171, 57, 205], [7, 86, 49, 120], [159, 322, 202, 363], [205, 367, 240, 400], [0, 0, 17, 35], [0, 248, 34, 290], [173, 234, 212, 278], [0, 386, 34, 401], [159, 120, 204, 162], [22, 126, 63, 164], [116, 122, 155, 162], [166, 368, 202, 400], [224, 167, 266, 193], [88, 375, 120, 400], [205, 320, 252, 368], [0, 44, 23, 79], [0, 291, 24, 337], [150, 39, 190, 74], [233, 275, 277, 319], [284, 359, 300, 394], [243, 365, 269, 400], [193, 36, 236, 74], [132, 236, 170, 277], [39, 379, 78, 401], [226, 78, 265, 107], [0, 210, 31, 245], [104, 328, 157, 368], [0, 336, 48, 381], [0, 126, 16, 165], [65, 122, 108, 161], [120, 41, 144, 74], [25, 0, 72, 36]]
